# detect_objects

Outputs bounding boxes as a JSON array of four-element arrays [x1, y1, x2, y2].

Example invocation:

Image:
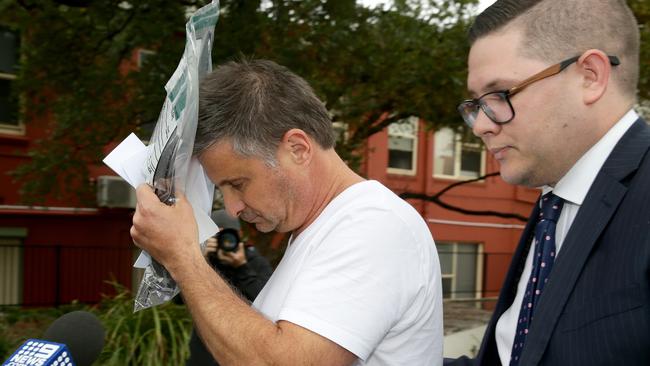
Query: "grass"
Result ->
[[0, 282, 193, 365]]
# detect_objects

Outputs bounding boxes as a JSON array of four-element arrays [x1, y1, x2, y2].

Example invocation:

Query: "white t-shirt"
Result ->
[[253, 180, 443, 366]]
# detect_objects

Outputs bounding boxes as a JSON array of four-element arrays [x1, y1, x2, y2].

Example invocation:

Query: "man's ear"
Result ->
[[280, 128, 312, 165], [577, 49, 612, 105]]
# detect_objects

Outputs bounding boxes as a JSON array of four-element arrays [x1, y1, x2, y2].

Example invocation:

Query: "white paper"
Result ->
[[103, 133, 146, 183]]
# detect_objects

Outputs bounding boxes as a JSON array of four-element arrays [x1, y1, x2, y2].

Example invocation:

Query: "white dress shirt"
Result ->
[[495, 109, 639, 365]]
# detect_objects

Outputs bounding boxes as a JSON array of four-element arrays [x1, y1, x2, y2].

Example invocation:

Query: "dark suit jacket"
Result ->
[[446, 118, 650, 366]]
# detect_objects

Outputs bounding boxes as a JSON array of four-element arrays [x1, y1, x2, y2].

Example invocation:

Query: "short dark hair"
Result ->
[[468, 0, 540, 44], [469, 0, 640, 99], [195, 59, 335, 164]]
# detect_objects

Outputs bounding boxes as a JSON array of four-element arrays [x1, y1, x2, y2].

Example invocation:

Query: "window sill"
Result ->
[[0, 132, 29, 146], [432, 174, 487, 185], [387, 168, 417, 177]]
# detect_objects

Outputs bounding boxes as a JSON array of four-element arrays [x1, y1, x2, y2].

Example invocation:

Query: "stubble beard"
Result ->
[[255, 170, 297, 233]]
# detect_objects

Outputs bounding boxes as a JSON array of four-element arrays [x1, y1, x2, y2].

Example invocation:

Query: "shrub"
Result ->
[[0, 282, 193, 366], [95, 282, 193, 366]]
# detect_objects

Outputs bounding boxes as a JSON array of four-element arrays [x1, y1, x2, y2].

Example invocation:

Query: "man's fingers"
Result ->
[[130, 225, 142, 248], [135, 183, 155, 197], [135, 183, 163, 209]]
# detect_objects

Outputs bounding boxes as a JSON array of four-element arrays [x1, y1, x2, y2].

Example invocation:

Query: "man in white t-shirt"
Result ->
[[131, 59, 443, 365]]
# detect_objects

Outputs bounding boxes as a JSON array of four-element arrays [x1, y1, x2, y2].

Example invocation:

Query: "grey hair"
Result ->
[[194, 59, 335, 165], [469, 0, 640, 99]]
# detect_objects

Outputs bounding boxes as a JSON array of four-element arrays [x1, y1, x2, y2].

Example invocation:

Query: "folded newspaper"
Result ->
[[103, 0, 220, 311]]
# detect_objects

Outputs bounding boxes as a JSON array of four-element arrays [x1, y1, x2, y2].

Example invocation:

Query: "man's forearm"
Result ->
[[174, 258, 355, 366], [173, 256, 282, 365]]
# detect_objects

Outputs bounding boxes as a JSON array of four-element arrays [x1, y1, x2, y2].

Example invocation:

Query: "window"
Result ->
[[434, 127, 485, 179], [0, 228, 26, 305], [137, 49, 156, 68], [387, 116, 418, 175], [438, 242, 483, 300], [0, 25, 20, 133]]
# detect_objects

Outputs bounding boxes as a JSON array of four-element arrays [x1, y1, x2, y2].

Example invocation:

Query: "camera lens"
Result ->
[[216, 228, 240, 252]]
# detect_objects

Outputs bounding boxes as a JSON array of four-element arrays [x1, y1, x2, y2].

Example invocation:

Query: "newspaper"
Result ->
[[133, 0, 220, 311]]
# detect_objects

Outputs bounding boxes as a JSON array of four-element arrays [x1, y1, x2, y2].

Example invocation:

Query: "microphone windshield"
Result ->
[[42, 311, 105, 366]]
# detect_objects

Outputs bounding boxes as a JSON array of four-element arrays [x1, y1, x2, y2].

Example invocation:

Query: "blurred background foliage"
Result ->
[[0, 0, 479, 204]]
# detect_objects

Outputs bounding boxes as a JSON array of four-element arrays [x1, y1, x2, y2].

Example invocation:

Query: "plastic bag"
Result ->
[[134, 0, 220, 312]]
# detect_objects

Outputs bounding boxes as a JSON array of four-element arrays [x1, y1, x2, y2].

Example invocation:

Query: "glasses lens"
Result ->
[[480, 92, 513, 123], [458, 101, 478, 127]]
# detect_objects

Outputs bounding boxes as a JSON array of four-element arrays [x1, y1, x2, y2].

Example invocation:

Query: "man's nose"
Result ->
[[222, 192, 245, 219], [471, 108, 502, 137]]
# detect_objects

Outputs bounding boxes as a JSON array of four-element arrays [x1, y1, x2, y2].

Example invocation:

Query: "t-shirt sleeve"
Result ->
[[276, 209, 426, 360]]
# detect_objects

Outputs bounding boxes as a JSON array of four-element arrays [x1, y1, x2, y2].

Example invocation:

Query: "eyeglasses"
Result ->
[[457, 55, 620, 128]]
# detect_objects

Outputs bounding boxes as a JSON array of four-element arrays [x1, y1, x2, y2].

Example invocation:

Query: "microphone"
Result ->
[[3, 311, 105, 366]]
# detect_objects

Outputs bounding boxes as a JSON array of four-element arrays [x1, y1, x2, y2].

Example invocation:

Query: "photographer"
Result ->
[[186, 209, 273, 366]]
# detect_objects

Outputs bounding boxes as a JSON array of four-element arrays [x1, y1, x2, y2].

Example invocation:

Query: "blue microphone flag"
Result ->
[[2, 339, 76, 366]]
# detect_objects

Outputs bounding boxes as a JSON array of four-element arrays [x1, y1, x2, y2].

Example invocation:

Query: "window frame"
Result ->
[[433, 127, 486, 180], [0, 227, 26, 305], [386, 116, 419, 176], [438, 241, 484, 300], [137, 49, 156, 68], [0, 26, 23, 135]]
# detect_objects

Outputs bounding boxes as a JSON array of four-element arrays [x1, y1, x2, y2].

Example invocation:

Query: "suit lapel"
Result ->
[[520, 119, 650, 364]]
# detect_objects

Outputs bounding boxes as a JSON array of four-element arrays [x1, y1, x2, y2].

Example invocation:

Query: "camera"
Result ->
[[216, 228, 240, 252]]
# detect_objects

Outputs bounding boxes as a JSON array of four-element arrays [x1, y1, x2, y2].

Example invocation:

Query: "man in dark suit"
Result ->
[[450, 0, 650, 365]]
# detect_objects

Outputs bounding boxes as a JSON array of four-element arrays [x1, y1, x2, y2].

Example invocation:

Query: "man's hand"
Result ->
[[205, 237, 248, 268], [217, 242, 248, 268], [203, 236, 218, 257], [130, 184, 203, 277]]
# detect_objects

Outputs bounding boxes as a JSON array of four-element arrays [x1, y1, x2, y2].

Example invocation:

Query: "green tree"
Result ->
[[1, 0, 193, 203], [242, 0, 477, 168], [0, 0, 477, 204]]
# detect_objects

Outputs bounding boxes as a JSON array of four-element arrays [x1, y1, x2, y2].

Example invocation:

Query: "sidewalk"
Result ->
[[443, 301, 493, 358]]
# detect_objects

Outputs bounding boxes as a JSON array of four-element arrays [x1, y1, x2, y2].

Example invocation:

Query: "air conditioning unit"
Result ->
[[96, 175, 136, 209]]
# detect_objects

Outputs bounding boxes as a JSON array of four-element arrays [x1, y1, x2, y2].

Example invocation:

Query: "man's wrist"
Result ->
[[168, 249, 209, 284]]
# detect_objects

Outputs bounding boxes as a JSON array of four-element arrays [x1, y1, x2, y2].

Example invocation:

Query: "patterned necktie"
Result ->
[[510, 192, 564, 365]]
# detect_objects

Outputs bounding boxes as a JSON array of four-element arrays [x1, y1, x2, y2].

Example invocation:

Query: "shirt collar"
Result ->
[[543, 109, 639, 205]]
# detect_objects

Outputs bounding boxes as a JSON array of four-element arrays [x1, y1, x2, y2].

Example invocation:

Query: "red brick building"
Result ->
[[0, 25, 135, 306], [362, 117, 537, 301]]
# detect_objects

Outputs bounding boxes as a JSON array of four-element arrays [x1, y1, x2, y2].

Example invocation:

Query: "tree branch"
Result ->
[[434, 171, 499, 198], [399, 172, 529, 222]]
